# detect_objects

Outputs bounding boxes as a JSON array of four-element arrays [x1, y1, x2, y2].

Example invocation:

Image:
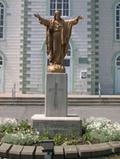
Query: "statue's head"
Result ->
[[54, 10, 61, 20]]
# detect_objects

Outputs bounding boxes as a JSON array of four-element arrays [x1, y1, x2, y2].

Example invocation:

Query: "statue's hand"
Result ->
[[78, 16, 84, 20], [34, 14, 40, 19]]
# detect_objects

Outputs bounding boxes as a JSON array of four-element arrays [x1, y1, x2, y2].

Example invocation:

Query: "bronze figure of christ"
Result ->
[[34, 11, 83, 73]]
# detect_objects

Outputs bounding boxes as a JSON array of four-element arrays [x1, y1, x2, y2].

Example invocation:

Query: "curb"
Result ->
[[0, 142, 120, 158]]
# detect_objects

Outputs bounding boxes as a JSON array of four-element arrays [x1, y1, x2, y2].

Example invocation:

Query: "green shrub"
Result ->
[[1, 131, 38, 145], [0, 118, 17, 141], [63, 138, 82, 145], [83, 117, 120, 143], [0, 123, 17, 134], [17, 120, 32, 131], [53, 133, 63, 145], [38, 129, 50, 141]]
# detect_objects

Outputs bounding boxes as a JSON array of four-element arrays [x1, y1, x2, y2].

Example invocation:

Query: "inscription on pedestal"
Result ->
[[32, 115, 82, 136], [49, 82, 63, 109], [45, 73, 67, 117]]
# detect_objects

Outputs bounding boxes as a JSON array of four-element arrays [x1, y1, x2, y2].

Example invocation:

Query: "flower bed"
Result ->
[[0, 118, 82, 146], [0, 117, 120, 158], [0, 117, 120, 146]]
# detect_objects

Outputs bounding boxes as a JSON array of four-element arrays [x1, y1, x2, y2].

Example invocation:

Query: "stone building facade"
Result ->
[[0, 0, 120, 95], [0, 0, 21, 93]]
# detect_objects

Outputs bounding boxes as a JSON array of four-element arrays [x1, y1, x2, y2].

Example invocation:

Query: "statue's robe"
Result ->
[[38, 16, 79, 65]]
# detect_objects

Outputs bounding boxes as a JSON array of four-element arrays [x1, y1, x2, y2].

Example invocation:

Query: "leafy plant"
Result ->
[[38, 129, 50, 141], [0, 118, 17, 141], [0, 123, 17, 134], [53, 133, 63, 145], [83, 117, 120, 143], [1, 132, 38, 145], [17, 120, 31, 131], [63, 138, 82, 145]]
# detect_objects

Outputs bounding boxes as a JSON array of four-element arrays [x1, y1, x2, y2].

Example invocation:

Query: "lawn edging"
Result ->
[[0, 141, 120, 158]]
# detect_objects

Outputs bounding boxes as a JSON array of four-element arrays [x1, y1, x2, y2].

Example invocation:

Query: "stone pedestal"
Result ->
[[45, 73, 67, 117], [32, 114, 82, 136], [31, 73, 82, 136]]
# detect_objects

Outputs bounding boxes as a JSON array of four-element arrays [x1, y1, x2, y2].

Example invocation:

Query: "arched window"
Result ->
[[0, 54, 4, 92], [50, 0, 70, 16], [0, 2, 4, 39], [116, 55, 120, 65], [63, 43, 71, 66], [115, 3, 120, 40], [0, 55, 3, 65], [115, 55, 120, 94], [64, 43, 72, 93]]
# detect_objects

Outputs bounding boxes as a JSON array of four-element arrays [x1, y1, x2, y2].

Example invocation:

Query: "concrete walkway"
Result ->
[[0, 105, 119, 123]]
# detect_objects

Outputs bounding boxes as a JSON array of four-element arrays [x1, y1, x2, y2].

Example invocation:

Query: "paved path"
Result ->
[[0, 105, 120, 123]]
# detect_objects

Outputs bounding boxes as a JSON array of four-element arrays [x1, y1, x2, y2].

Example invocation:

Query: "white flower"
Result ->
[[0, 117, 17, 125], [84, 117, 120, 136]]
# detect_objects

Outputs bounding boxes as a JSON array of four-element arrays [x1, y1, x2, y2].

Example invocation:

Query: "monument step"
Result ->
[[0, 103, 44, 106], [68, 99, 120, 103], [68, 103, 120, 106], [0, 103, 119, 107], [0, 100, 44, 103], [0, 96, 120, 107]]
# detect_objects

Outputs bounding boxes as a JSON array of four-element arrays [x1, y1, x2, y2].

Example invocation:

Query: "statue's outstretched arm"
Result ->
[[34, 14, 50, 26], [67, 16, 84, 25]]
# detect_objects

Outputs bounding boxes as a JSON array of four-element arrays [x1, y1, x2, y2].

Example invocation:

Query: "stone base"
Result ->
[[31, 114, 82, 136], [45, 73, 67, 117]]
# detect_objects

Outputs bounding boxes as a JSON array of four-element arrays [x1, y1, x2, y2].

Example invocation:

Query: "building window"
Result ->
[[63, 43, 71, 66], [115, 3, 120, 40], [0, 2, 4, 39], [116, 56, 120, 65], [50, 0, 69, 16], [0, 56, 2, 65]]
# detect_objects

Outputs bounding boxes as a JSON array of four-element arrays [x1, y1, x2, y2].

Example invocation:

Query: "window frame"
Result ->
[[115, 2, 120, 41], [50, 0, 70, 17], [0, 1, 5, 40]]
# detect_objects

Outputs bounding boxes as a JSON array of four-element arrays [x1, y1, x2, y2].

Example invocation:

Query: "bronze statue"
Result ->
[[34, 11, 83, 73]]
